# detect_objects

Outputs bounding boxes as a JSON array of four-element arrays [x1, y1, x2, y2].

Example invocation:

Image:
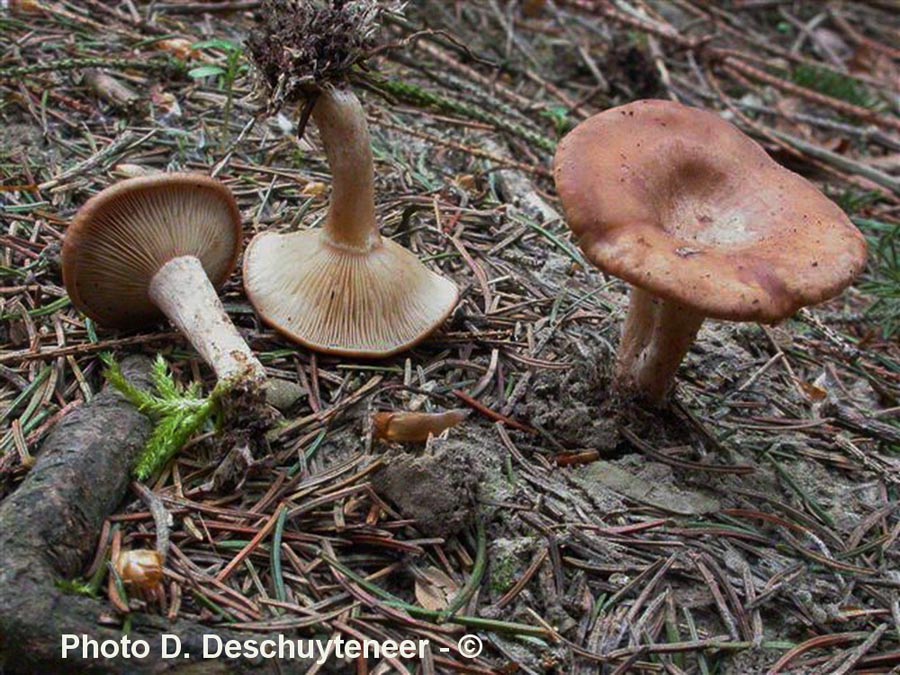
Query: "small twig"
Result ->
[[153, 0, 262, 13], [621, 427, 754, 475], [0, 57, 181, 80], [131, 482, 173, 559]]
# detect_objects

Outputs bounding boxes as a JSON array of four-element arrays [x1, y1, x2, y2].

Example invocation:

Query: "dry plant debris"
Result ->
[[1, 1, 900, 673]]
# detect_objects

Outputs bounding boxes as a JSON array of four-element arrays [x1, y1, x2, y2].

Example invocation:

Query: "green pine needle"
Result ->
[[851, 218, 900, 338], [862, 224, 900, 338], [102, 354, 221, 480]]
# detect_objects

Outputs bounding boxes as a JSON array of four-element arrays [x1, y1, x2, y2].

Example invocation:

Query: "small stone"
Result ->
[[576, 460, 720, 515], [263, 378, 306, 412]]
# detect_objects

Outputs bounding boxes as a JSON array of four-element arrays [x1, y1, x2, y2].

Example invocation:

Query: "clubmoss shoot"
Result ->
[[102, 353, 224, 480]]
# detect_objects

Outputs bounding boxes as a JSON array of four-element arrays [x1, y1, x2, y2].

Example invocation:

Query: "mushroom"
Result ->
[[242, 86, 459, 357], [553, 99, 868, 404], [115, 549, 164, 592], [62, 173, 265, 385]]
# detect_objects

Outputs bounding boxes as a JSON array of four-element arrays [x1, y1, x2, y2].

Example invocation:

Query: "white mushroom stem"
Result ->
[[149, 256, 265, 384], [311, 86, 380, 253], [615, 288, 705, 404]]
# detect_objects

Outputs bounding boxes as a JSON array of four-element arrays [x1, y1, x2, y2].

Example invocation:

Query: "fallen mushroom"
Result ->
[[243, 86, 459, 356], [554, 99, 868, 404], [62, 173, 265, 385], [154, 38, 195, 61], [115, 549, 164, 592], [372, 409, 469, 443]]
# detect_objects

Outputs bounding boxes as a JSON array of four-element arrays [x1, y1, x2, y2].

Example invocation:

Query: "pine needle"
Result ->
[[857, 219, 900, 337]]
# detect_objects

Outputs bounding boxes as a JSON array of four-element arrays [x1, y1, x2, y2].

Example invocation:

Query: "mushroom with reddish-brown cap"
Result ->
[[242, 86, 459, 357], [554, 99, 868, 404], [62, 172, 265, 385]]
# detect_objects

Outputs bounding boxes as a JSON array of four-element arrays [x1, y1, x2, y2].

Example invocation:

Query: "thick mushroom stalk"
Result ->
[[243, 87, 459, 357], [314, 87, 379, 252], [616, 289, 704, 404], [149, 256, 264, 383], [554, 100, 868, 405]]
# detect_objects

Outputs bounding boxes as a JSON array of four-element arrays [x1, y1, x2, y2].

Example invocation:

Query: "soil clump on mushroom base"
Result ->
[[521, 340, 702, 453], [203, 379, 277, 492]]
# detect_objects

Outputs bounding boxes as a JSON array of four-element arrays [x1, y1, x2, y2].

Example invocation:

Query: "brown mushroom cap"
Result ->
[[62, 173, 242, 328], [554, 99, 868, 322], [243, 230, 459, 357]]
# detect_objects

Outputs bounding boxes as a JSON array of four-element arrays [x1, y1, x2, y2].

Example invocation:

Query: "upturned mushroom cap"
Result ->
[[243, 231, 459, 357], [62, 173, 242, 328], [554, 99, 868, 322]]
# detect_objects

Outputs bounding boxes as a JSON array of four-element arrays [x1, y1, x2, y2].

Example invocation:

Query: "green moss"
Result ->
[[855, 218, 900, 337], [55, 579, 97, 598], [487, 538, 537, 596], [791, 65, 882, 111], [489, 550, 520, 595], [103, 353, 221, 480]]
